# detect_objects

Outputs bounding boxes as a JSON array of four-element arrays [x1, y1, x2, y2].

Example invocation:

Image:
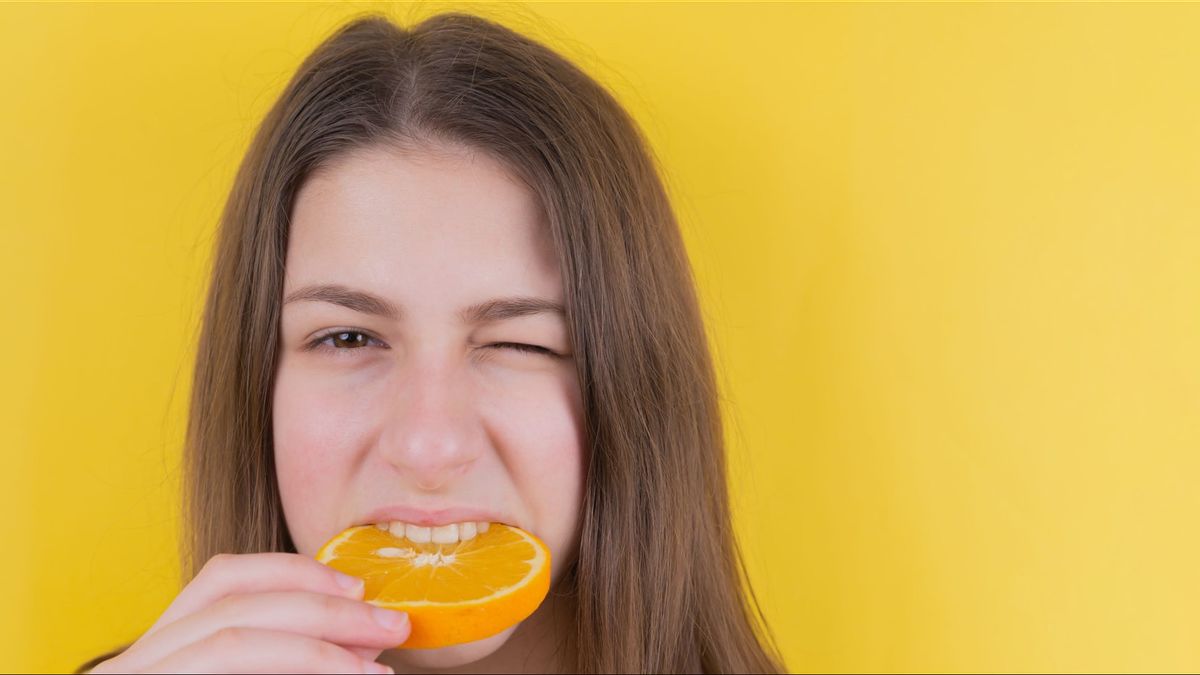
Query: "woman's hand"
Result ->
[[88, 552, 408, 674]]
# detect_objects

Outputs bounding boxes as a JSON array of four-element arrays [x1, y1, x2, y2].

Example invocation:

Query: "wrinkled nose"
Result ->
[[376, 357, 483, 492]]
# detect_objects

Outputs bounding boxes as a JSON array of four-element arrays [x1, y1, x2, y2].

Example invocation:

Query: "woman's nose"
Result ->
[[376, 357, 484, 492]]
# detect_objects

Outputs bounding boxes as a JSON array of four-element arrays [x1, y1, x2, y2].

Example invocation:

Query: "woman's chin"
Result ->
[[385, 625, 518, 670]]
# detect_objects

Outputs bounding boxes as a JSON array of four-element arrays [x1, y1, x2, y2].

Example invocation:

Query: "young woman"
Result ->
[[80, 11, 785, 674]]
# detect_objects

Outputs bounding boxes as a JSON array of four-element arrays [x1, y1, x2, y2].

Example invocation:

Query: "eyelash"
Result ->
[[303, 329, 557, 358]]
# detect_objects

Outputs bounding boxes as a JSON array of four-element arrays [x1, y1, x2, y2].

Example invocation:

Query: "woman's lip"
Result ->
[[356, 505, 517, 529]]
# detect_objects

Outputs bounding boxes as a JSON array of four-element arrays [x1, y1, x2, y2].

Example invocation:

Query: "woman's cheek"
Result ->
[[483, 366, 585, 481], [272, 365, 370, 553], [486, 370, 586, 581]]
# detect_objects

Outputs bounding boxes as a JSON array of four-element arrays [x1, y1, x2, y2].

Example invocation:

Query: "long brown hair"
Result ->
[[78, 10, 785, 674]]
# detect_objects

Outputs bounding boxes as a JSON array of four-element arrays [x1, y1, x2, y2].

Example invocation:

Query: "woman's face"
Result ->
[[273, 142, 586, 668]]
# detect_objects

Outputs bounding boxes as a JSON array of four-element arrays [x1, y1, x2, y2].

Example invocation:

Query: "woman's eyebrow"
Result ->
[[282, 283, 565, 324]]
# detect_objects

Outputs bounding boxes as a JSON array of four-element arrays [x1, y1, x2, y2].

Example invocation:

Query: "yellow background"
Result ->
[[2, 1, 1198, 672]]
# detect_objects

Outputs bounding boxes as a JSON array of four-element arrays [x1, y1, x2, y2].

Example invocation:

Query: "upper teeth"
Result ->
[[372, 520, 491, 544]]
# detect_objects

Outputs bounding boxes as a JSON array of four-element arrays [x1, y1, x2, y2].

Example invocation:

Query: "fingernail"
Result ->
[[334, 571, 364, 593], [362, 661, 393, 674], [371, 606, 408, 630]]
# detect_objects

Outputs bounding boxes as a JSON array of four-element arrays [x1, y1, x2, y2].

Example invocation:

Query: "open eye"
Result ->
[[306, 329, 384, 356]]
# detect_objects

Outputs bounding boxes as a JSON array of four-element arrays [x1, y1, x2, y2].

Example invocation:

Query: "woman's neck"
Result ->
[[378, 591, 577, 674]]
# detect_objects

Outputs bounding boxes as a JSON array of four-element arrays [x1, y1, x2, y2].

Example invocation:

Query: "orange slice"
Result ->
[[315, 523, 551, 649]]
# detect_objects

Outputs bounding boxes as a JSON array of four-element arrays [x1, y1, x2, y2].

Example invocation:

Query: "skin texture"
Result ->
[[273, 142, 586, 672]]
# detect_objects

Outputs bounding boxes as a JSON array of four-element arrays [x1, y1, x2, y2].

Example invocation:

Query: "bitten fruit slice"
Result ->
[[315, 522, 551, 649]]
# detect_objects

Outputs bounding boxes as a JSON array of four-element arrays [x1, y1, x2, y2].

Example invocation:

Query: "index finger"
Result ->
[[145, 552, 364, 638]]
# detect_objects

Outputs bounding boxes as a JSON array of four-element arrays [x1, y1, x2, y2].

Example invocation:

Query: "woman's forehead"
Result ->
[[296, 142, 541, 231], [283, 145, 562, 319]]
